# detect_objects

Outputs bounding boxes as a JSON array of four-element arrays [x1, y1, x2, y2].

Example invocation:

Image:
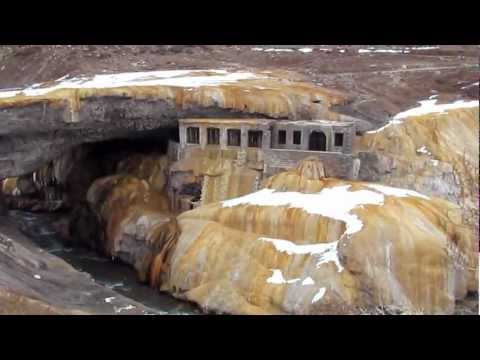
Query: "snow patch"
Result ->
[[0, 70, 263, 99], [367, 184, 430, 200], [394, 99, 479, 120], [407, 46, 439, 50], [416, 145, 432, 156], [266, 269, 300, 284], [264, 48, 294, 52], [33, 274, 41, 280], [298, 48, 313, 53], [260, 237, 344, 273], [114, 304, 136, 313], [104, 297, 116, 303], [223, 186, 387, 236], [358, 48, 408, 54], [461, 81, 479, 90], [302, 277, 315, 285], [367, 99, 479, 133], [312, 287, 326, 303]]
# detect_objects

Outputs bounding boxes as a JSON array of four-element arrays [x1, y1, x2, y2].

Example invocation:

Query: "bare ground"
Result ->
[[0, 45, 478, 128]]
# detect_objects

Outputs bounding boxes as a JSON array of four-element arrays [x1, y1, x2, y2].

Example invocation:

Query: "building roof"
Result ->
[[179, 118, 355, 127], [179, 118, 276, 126], [276, 119, 355, 127]]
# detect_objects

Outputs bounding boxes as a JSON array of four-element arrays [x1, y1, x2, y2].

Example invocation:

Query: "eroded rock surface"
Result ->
[[153, 159, 475, 314], [355, 102, 479, 273], [87, 173, 177, 282]]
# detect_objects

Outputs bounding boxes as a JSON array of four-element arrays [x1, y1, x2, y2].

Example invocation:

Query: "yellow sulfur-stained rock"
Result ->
[[355, 103, 479, 292], [155, 158, 475, 314]]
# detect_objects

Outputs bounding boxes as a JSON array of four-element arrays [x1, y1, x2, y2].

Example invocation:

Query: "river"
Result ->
[[7, 209, 201, 315]]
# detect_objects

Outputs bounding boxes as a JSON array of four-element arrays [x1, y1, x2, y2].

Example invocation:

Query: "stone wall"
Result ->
[[263, 149, 357, 179]]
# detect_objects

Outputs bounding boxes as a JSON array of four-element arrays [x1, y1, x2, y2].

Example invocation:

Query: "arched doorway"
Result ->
[[309, 131, 327, 151]]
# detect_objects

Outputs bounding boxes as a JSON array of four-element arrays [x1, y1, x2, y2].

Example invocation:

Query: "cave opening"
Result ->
[[2, 126, 180, 214], [1, 125, 203, 314]]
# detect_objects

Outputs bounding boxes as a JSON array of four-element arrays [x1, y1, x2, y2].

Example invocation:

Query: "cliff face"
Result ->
[[154, 158, 475, 314]]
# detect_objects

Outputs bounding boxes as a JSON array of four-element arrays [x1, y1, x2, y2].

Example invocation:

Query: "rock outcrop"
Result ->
[[87, 173, 177, 282], [0, 69, 360, 179], [355, 100, 479, 283], [152, 158, 475, 314]]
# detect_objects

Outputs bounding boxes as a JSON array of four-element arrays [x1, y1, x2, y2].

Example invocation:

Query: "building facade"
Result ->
[[178, 118, 355, 154]]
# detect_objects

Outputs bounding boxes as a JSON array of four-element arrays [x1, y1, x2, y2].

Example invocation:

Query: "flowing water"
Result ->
[[7, 209, 201, 315]]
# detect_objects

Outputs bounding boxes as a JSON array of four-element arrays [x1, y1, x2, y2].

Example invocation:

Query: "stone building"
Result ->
[[178, 118, 355, 154], [168, 118, 359, 212]]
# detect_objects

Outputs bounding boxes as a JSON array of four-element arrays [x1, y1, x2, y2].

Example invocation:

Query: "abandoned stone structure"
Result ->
[[177, 118, 355, 154], [168, 118, 361, 212]]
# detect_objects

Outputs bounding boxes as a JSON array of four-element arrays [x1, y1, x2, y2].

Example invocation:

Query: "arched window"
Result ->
[[309, 131, 327, 151]]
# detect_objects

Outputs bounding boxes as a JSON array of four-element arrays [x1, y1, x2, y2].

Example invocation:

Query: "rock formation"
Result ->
[[87, 168, 178, 282], [0, 69, 364, 180], [355, 99, 479, 288], [0, 67, 477, 315], [152, 158, 474, 314]]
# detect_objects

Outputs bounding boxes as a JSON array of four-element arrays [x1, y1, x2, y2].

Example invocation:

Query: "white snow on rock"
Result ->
[[416, 145, 432, 156], [358, 48, 408, 54], [367, 99, 479, 134], [312, 287, 327, 303], [224, 184, 430, 237], [266, 269, 300, 284], [461, 81, 479, 90], [251, 47, 264, 51], [260, 238, 343, 272], [408, 46, 439, 50], [298, 48, 313, 53], [104, 297, 116, 303], [33, 274, 41, 280], [264, 48, 294, 52], [366, 184, 430, 200], [224, 186, 382, 236], [302, 277, 315, 285], [393, 99, 479, 120], [0, 70, 263, 99], [114, 304, 136, 313]]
